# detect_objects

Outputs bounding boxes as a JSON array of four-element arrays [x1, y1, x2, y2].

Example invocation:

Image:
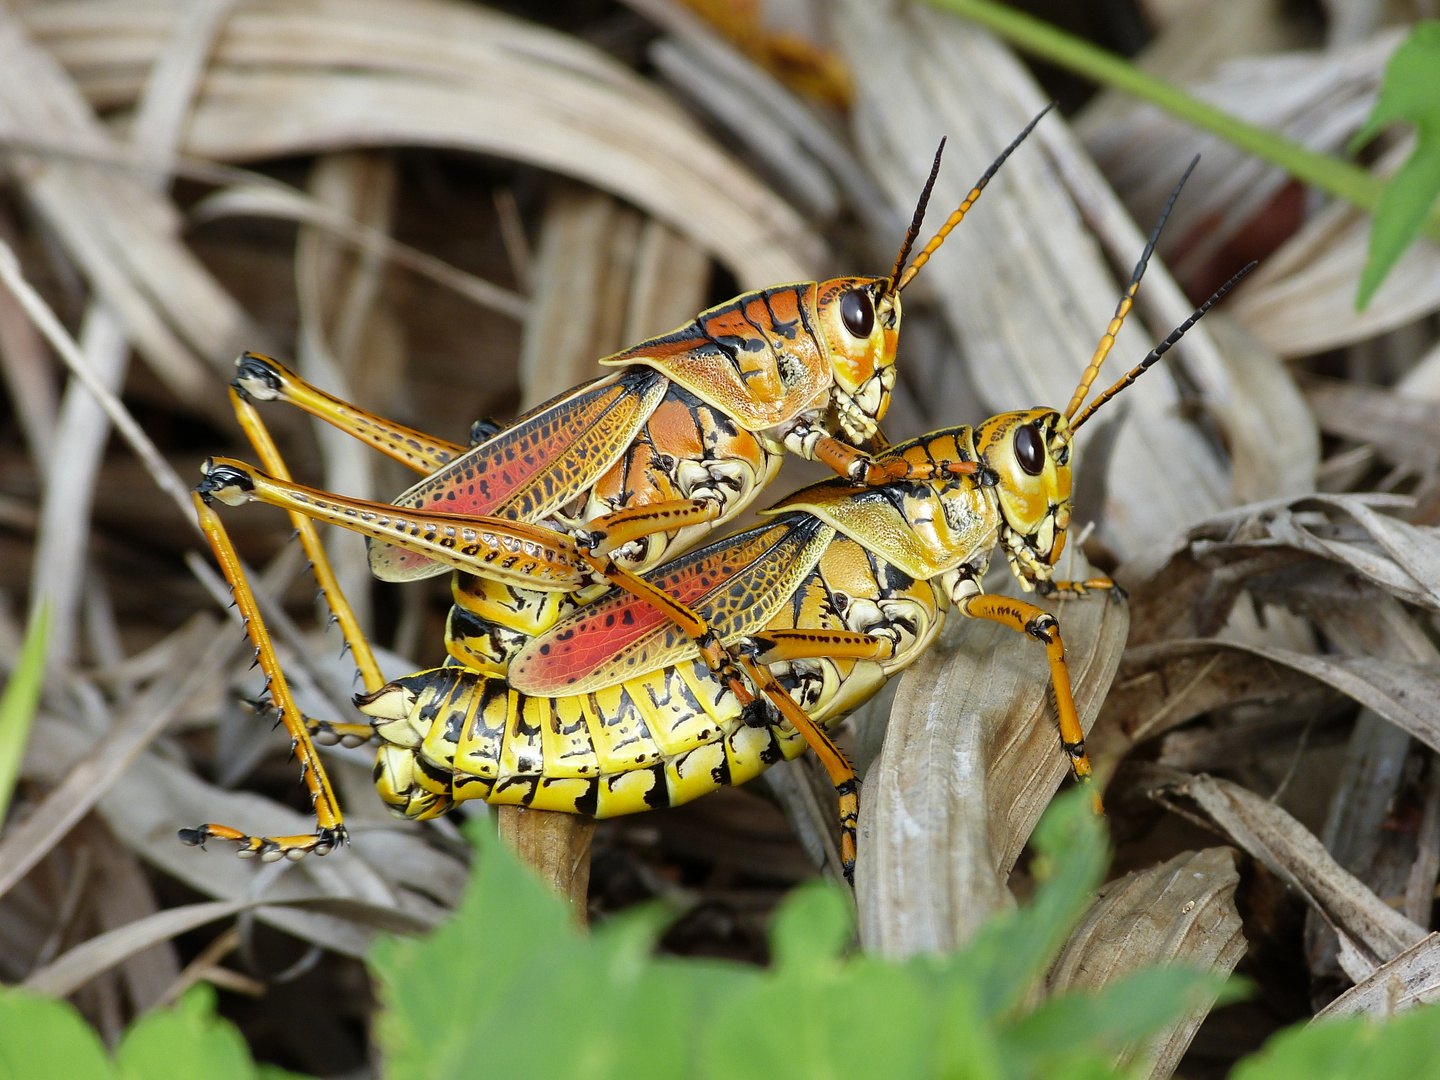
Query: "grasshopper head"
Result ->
[[973, 409, 1072, 588], [814, 276, 898, 443]]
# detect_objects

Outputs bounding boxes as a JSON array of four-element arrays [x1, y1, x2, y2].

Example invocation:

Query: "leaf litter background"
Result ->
[[0, 0, 1438, 1076]]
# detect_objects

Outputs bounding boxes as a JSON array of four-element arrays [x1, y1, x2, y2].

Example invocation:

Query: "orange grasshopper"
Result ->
[[183, 159, 1251, 877], [197, 109, 1052, 733]]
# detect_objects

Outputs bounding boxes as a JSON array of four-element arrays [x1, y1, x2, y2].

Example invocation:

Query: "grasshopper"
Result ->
[[183, 160, 1252, 878], [196, 110, 1051, 724]]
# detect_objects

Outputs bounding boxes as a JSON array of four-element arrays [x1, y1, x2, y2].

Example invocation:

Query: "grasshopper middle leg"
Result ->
[[734, 629, 898, 885]]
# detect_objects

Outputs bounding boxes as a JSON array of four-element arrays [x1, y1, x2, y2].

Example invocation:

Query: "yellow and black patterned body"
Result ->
[[360, 424, 1007, 821]]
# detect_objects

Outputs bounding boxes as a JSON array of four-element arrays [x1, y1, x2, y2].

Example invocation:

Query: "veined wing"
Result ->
[[508, 514, 834, 695], [369, 369, 668, 581]]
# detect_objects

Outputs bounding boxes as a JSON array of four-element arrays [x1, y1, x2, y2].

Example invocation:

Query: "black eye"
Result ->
[[1015, 424, 1045, 476], [840, 289, 874, 338]]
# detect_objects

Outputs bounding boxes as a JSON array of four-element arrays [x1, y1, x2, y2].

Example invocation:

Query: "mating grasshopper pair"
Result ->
[[181, 109, 1249, 882]]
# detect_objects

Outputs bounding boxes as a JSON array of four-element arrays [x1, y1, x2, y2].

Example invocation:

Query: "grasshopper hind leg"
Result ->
[[180, 387, 394, 861], [185, 493, 352, 861]]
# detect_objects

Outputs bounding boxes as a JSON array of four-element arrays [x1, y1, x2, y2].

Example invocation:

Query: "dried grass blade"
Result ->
[[23, 0, 820, 286], [1315, 932, 1440, 1019], [0, 213, 57, 460], [1168, 773, 1427, 974], [192, 183, 528, 320], [22, 898, 249, 998], [0, 238, 197, 528], [0, 8, 247, 393], [0, 615, 227, 903]]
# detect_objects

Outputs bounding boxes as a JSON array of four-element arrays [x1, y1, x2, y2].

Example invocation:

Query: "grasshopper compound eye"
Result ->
[[1015, 423, 1045, 476], [840, 288, 875, 339]]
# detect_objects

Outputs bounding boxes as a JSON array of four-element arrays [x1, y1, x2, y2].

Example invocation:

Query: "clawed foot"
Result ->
[[178, 823, 347, 862]]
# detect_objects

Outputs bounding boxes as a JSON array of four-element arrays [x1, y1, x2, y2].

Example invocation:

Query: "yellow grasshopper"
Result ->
[[183, 159, 1252, 878], [196, 110, 1052, 735]]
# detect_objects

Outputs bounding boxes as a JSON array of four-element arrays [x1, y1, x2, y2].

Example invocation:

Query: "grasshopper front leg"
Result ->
[[788, 422, 982, 487], [957, 593, 1099, 807]]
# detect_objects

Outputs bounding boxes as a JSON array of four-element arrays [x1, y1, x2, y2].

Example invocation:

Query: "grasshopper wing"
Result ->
[[508, 515, 835, 695], [369, 369, 668, 581]]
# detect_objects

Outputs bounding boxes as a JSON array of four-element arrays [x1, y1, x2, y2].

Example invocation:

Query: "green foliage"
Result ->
[[1351, 22, 1440, 309], [1232, 1005, 1440, 1080], [6, 787, 1440, 1079], [0, 985, 314, 1080], [0, 601, 50, 825], [0, 983, 112, 1080], [372, 790, 1226, 1080]]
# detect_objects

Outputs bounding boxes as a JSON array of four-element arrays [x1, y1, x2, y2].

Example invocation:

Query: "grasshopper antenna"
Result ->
[[1069, 261, 1257, 435], [886, 138, 946, 295], [894, 103, 1053, 293], [1063, 154, 1199, 424]]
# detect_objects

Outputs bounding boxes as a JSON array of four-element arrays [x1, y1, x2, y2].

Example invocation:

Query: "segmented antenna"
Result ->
[[1069, 261, 1257, 434], [894, 103, 1053, 293], [886, 138, 946, 295], [1063, 155, 1199, 422]]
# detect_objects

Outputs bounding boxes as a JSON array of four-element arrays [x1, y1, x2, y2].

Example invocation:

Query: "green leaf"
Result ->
[[1351, 22, 1440, 309], [998, 966, 1235, 1076], [768, 880, 853, 971], [0, 602, 50, 825], [370, 815, 578, 1080], [115, 984, 256, 1080], [1232, 1006, 1440, 1080], [931, 980, 1003, 1080], [373, 814, 760, 1080], [0, 988, 114, 1080]]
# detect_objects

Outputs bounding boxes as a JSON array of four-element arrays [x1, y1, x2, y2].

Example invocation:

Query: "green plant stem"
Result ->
[[0, 603, 50, 825], [918, 0, 1440, 243]]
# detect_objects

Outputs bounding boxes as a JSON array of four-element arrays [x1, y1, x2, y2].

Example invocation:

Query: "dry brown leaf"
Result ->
[[1080, 31, 1394, 282], [1183, 493, 1440, 611], [1230, 137, 1440, 357], [1048, 847, 1247, 1080], [1098, 637, 1440, 763], [1301, 376, 1440, 480]]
